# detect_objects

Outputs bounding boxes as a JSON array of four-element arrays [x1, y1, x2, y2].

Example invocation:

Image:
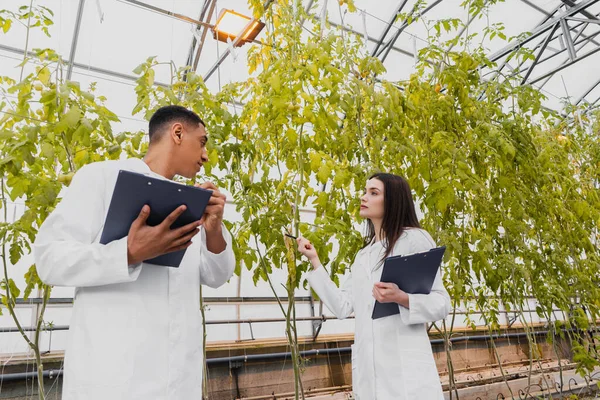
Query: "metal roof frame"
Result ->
[[365, 0, 600, 109], [377, 0, 443, 63], [3, 0, 600, 113]]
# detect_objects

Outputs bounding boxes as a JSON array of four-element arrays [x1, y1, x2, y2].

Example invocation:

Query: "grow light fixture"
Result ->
[[212, 9, 265, 47]]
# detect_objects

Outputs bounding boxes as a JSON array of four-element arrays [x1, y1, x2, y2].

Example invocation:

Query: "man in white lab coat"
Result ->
[[34, 105, 235, 400]]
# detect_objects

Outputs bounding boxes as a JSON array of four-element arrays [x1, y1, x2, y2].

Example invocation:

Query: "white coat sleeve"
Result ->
[[399, 230, 451, 325], [34, 164, 142, 287], [198, 224, 235, 288], [306, 265, 354, 319]]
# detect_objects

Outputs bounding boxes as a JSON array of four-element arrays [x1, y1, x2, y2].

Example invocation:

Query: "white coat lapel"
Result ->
[[368, 242, 386, 274]]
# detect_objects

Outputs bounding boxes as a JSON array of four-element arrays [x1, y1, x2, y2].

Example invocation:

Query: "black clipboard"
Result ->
[[99, 170, 213, 267], [372, 246, 446, 320]]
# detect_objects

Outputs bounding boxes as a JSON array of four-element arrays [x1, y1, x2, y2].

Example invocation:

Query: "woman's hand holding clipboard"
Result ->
[[372, 246, 446, 319]]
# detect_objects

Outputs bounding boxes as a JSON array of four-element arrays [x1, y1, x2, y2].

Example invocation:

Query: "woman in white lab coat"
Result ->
[[297, 173, 451, 400]]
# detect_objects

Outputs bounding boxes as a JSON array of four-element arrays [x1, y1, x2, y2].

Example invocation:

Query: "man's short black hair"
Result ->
[[148, 105, 205, 143]]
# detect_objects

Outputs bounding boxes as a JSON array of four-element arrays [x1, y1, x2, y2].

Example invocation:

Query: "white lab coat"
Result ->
[[307, 228, 450, 400], [34, 158, 235, 400]]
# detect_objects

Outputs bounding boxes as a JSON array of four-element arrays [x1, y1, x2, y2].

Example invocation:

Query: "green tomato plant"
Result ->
[[0, 5, 136, 399], [1, 1, 599, 400]]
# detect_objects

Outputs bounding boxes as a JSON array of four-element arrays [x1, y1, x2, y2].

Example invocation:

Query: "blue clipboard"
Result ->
[[372, 246, 446, 320], [99, 170, 213, 267]]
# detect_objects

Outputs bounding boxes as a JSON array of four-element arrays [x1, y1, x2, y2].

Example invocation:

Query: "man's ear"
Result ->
[[171, 122, 184, 144]]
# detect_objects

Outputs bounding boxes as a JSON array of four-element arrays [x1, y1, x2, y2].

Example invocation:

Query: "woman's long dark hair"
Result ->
[[363, 173, 421, 262]]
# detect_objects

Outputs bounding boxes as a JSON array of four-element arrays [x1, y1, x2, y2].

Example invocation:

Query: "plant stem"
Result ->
[[442, 319, 459, 400], [286, 287, 301, 400], [482, 312, 515, 400], [19, 0, 34, 82], [34, 285, 51, 398], [1, 179, 45, 400]]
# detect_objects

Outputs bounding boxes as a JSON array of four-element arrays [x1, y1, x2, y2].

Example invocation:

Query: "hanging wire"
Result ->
[[360, 10, 369, 54], [225, 38, 239, 64], [320, 0, 328, 37], [94, 0, 104, 23], [169, 0, 175, 76], [230, 99, 238, 400], [413, 35, 418, 67], [356, 6, 428, 45]]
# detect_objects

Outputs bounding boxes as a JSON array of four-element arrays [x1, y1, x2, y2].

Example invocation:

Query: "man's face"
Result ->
[[175, 122, 209, 179]]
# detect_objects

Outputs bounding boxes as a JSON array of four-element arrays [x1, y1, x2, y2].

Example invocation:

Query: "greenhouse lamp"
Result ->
[[212, 9, 265, 47]]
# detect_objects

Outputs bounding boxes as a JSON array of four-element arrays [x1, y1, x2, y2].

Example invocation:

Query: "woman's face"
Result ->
[[359, 178, 385, 220]]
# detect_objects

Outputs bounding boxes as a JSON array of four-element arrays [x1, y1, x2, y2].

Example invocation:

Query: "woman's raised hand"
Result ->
[[296, 237, 321, 269]]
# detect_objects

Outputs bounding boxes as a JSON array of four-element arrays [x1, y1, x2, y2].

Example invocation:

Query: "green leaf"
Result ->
[[9, 239, 23, 266], [39, 89, 56, 104], [74, 149, 89, 165], [55, 106, 82, 133], [270, 74, 281, 93], [23, 265, 42, 300], [2, 278, 21, 302], [41, 142, 54, 159], [133, 63, 145, 75], [3, 19, 12, 33], [0, 155, 15, 166], [309, 153, 321, 172], [132, 134, 142, 150], [317, 161, 331, 184], [38, 66, 51, 85]]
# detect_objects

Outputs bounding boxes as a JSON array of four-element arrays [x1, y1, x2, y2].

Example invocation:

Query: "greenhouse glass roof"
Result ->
[[2, 0, 600, 124]]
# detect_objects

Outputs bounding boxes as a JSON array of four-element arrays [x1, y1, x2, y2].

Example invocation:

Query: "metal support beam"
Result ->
[[520, 0, 553, 16], [378, 0, 443, 64], [488, 0, 600, 62], [566, 15, 600, 24], [0, 43, 170, 87], [529, 14, 600, 92], [561, 0, 600, 21], [484, 2, 600, 99], [537, 20, 600, 64], [535, 20, 600, 68], [521, 24, 559, 84], [1, 43, 245, 110], [184, 1, 212, 68], [490, 3, 563, 84], [560, 17, 578, 60], [586, 93, 600, 110], [572, 22, 590, 42], [535, 27, 600, 91], [371, 0, 409, 56], [66, 0, 86, 80], [192, 0, 217, 72], [120, 0, 213, 28], [529, 44, 600, 84], [576, 75, 600, 104], [322, 17, 415, 58]]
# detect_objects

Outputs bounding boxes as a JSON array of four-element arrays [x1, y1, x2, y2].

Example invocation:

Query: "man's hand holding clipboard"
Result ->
[[127, 205, 202, 265], [100, 170, 216, 267]]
